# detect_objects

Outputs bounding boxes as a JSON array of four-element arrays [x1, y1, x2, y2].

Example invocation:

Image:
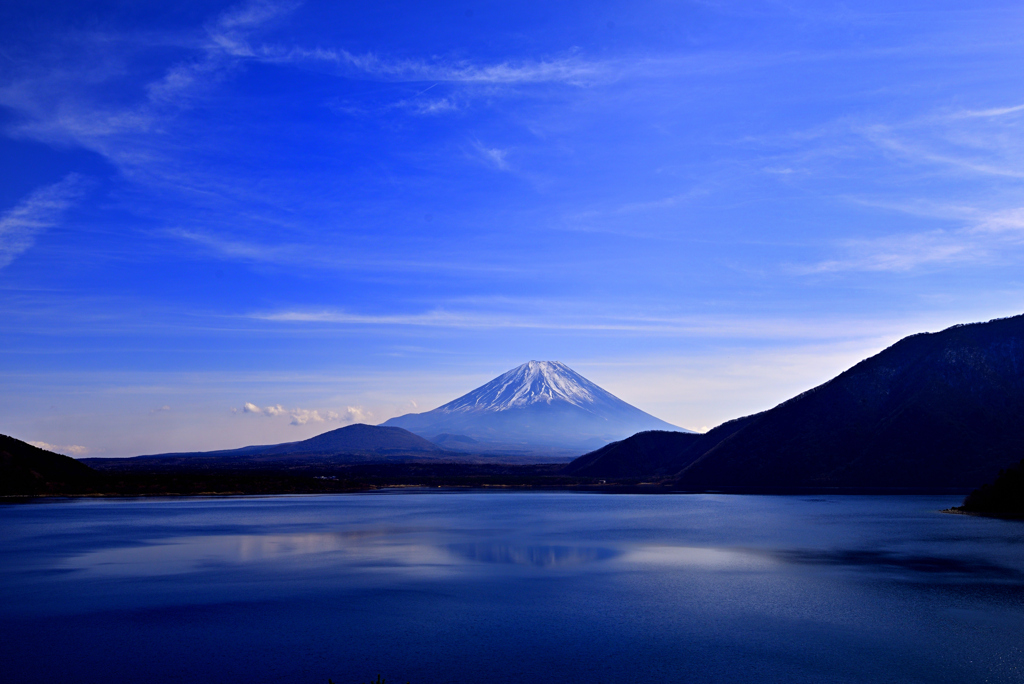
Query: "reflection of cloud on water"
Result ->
[[58, 530, 454, 577], [71, 534, 1010, 582], [59, 533, 348, 576], [623, 546, 777, 571], [611, 545, 1024, 581], [53, 533, 1022, 585], [235, 533, 349, 561], [447, 544, 618, 568]]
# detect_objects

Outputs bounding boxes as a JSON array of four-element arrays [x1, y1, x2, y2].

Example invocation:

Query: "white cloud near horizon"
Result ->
[[241, 401, 369, 425], [0, 174, 86, 269], [28, 440, 90, 456]]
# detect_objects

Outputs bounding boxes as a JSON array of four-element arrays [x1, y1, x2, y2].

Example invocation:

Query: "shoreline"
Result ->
[[940, 506, 1024, 521], [3, 485, 974, 503]]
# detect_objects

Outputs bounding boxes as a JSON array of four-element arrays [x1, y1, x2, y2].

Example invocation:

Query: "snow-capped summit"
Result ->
[[383, 361, 690, 454], [439, 361, 601, 413]]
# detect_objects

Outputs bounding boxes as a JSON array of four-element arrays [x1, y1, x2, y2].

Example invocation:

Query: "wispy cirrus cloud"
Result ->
[[403, 97, 459, 115], [0, 174, 86, 269], [0, 0, 610, 154], [860, 124, 1024, 180], [950, 103, 1024, 119], [326, 90, 462, 117], [777, 97, 1024, 274], [168, 227, 522, 274], [797, 231, 977, 274], [145, 0, 299, 104], [0, 0, 613, 174], [860, 98, 1024, 180], [252, 306, 980, 342], [256, 43, 614, 86], [0, 1, 298, 176], [796, 206, 1024, 275], [564, 186, 711, 238], [472, 140, 511, 171], [169, 229, 301, 263]]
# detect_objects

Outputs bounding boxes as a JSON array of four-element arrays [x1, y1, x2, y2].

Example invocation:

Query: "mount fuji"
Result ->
[[382, 361, 690, 453]]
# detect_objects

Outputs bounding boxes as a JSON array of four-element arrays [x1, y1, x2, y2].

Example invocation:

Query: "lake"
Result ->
[[1, 492, 1022, 683]]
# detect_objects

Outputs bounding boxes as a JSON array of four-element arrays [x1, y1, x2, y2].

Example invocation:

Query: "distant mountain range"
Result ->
[[383, 360, 687, 452], [81, 423, 450, 470], [566, 314, 1024, 490], [141, 423, 439, 459]]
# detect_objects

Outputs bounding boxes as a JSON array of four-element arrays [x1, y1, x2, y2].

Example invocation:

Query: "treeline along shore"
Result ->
[[0, 433, 607, 497], [3, 431, 1023, 517]]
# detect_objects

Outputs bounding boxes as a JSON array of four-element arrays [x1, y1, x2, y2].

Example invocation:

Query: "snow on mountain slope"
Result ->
[[439, 361, 603, 413], [383, 361, 691, 452]]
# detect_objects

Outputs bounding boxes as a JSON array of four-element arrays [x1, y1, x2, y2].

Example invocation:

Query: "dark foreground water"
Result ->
[[2, 493, 1023, 684]]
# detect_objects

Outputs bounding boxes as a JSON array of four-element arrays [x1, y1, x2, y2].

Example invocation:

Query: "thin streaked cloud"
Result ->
[[253, 307, 989, 342], [0, 174, 87, 269], [168, 228, 525, 274], [797, 232, 977, 274], [471, 141, 512, 171], [269, 45, 616, 86], [953, 103, 1024, 119]]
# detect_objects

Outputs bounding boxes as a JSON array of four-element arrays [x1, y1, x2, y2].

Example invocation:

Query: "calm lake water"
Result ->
[[2, 492, 1023, 683]]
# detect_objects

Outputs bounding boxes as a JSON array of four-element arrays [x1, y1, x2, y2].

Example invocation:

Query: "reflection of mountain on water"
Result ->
[[448, 543, 618, 567], [773, 548, 1022, 579]]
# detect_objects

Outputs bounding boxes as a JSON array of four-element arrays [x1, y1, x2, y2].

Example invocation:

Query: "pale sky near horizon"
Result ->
[[2, 0, 1024, 456]]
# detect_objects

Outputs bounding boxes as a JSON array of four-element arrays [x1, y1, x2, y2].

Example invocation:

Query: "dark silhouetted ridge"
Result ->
[[673, 314, 1024, 490], [120, 423, 441, 461], [563, 416, 757, 479], [0, 434, 99, 495], [262, 423, 440, 455], [957, 458, 1024, 517]]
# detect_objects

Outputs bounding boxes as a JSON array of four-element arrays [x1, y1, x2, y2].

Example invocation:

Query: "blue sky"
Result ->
[[3, 0, 1024, 456]]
